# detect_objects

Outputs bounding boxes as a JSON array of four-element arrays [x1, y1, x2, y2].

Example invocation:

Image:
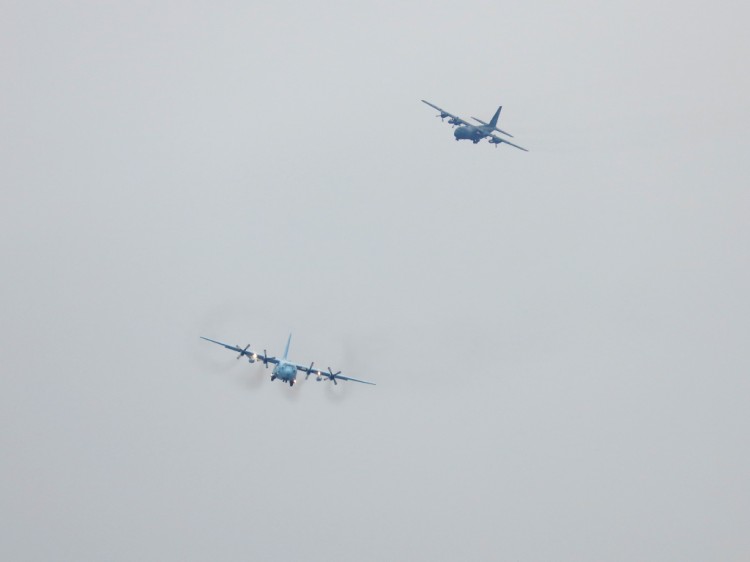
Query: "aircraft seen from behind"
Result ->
[[200, 334, 375, 387], [421, 99, 528, 151]]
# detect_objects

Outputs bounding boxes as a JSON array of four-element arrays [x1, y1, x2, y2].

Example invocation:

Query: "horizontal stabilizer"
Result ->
[[473, 116, 514, 137]]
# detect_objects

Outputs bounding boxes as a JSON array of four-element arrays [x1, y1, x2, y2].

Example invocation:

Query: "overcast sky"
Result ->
[[2, 1, 749, 560]]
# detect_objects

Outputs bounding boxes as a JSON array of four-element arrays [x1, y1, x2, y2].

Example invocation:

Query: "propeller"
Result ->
[[437, 111, 449, 121], [236, 344, 250, 360], [304, 362, 315, 380], [327, 367, 342, 385], [489, 137, 502, 147], [261, 349, 270, 368], [448, 117, 461, 127]]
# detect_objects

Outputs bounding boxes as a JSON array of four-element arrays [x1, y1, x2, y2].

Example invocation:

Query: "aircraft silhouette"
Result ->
[[422, 99, 528, 151], [200, 334, 375, 387]]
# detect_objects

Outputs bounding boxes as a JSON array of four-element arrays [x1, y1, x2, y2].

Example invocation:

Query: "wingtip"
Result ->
[[200, 336, 224, 345]]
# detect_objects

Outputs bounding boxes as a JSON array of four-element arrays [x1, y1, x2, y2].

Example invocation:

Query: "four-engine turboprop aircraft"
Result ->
[[200, 334, 375, 387], [421, 99, 528, 151]]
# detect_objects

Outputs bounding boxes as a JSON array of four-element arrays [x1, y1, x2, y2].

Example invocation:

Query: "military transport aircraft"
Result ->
[[421, 99, 528, 151], [200, 334, 376, 387]]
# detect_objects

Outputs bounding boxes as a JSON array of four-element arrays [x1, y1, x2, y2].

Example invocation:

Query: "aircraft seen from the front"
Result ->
[[421, 99, 529, 151], [200, 334, 375, 388]]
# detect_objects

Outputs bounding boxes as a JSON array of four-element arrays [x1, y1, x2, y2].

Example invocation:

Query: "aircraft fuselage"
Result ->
[[272, 362, 297, 384], [454, 125, 488, 143]]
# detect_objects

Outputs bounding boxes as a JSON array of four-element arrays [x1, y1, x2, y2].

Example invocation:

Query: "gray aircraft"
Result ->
[[421, 99, 528, 151], [200, 334, 375, 387]]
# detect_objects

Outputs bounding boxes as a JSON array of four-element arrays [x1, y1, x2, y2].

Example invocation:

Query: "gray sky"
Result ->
[[2, 1, 749, 560]]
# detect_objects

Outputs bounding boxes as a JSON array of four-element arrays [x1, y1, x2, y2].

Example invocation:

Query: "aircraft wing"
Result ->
[[421, 99, 470, 127], [200, 336, 279, 364], [488, 133, 529, 152], [293, 363, 376, 385]]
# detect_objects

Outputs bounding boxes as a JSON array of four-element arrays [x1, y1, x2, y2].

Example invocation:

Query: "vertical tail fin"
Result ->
[[489, 106, 502, 128], [283, 333, 292, 360]]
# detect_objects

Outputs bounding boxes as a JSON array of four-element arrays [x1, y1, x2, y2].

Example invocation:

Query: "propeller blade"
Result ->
[[328, 368, 342, 385], [263, 349, 269, 368], [305, 362, 315, 380], [237, 344, 250, 359]]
